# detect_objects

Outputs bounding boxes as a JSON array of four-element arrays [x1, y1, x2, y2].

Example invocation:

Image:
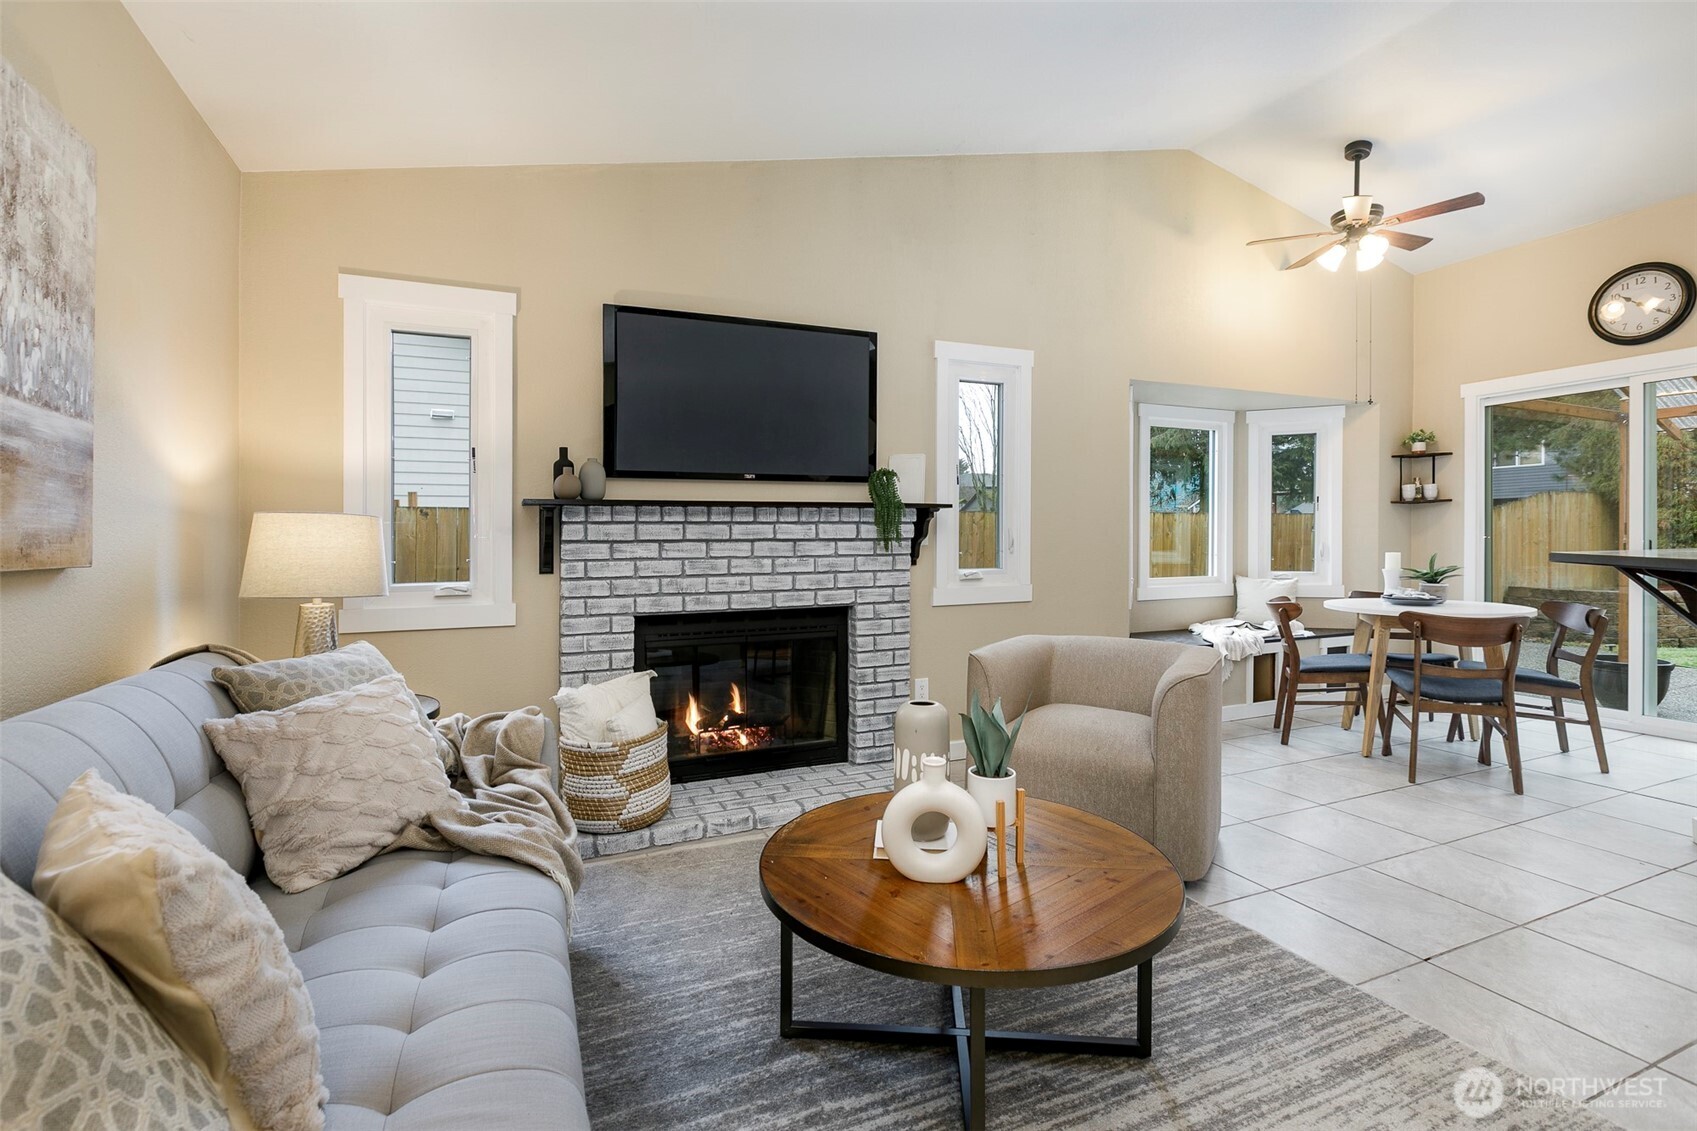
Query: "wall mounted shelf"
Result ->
[[521, 498, 951, 574], [1391, 450, 1451, 504]]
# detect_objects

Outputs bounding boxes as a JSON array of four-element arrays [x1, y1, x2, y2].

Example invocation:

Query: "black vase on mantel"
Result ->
[[552, 447, 580, 500]]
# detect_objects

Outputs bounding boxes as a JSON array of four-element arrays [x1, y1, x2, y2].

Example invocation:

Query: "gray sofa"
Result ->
[[0, 651, 591, 1130], [967, 634, 1222, 881]]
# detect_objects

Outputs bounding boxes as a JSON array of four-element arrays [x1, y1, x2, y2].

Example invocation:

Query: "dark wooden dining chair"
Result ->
[[1446, 600, 1610, 774], [1269, 598, 1390, 746], [1343, 589, 1457, 730], [1382, 612, 1529, 792]]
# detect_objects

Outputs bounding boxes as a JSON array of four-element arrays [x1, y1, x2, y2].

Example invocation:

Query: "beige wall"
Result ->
[[240, 151, 1410, 720], [1412, 195, 1697, 586], [0, 2, 241, 717]]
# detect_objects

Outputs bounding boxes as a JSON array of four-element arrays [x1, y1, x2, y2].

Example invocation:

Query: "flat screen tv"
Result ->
[[603, 305, 876, 481]]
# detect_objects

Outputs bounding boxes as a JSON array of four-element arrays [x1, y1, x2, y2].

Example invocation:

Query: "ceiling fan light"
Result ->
[[1342, 195, 1374, 224], [1355, 233, 1389, 271], [1317, 244, 1348, 272]]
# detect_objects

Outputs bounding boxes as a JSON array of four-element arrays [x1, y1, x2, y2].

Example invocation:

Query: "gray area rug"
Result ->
[[571, 835, 1599, 1130]]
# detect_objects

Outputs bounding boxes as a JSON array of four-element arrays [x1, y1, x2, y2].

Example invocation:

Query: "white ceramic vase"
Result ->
[[893, 700, 950, 840], [889, 454, 927, 505], [881, 756, 987, 883], [1422, 483, 1439, 501], [1400, 484, 1417, 502], [579, 458, 607, 501], [965, 767, 1018, 829], [1382, 567, 1403, 594]]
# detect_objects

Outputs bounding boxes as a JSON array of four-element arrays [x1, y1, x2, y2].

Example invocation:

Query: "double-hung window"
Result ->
[[339, 274, 516, 633], [1135, 404, 1233, 600], [1245, 405, 1344, 596], [932, 341, 1033, 606]]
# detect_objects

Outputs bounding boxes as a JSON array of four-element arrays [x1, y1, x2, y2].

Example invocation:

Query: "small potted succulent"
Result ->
[[960, 692, 1025, 827], [1404, 428, 1437, 453], [1403, 554, 1461, 600]]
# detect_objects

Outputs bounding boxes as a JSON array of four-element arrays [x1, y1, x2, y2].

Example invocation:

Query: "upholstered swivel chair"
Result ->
[[966, 635, 1221, 880]]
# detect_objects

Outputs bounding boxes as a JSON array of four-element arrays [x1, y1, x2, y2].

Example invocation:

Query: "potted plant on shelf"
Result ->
[[959, 692, 1025, 827], [1403, 554, 1461, 599], [868, 467, 903, 552], [1404, 428, 1437, 453]]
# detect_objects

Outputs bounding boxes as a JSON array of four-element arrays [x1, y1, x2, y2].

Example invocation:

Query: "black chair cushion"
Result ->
[[1386, 652, 1459, 668], [1297, 652, 1373, 674], [1455, 660, 1581, 692], [1387, 668, 1504, 705]]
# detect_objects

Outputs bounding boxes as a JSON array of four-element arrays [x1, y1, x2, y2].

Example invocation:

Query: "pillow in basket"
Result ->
[[202, 673, 453, 892], [32, 772, 327, 1131], [554, 670, 657, 745]]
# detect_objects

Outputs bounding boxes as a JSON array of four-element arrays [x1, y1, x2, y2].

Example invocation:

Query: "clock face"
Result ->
[[1589, 262, 1693, 345]]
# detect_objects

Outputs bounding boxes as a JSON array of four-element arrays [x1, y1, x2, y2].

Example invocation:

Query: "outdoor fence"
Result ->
[[392, 502, 471, 584]]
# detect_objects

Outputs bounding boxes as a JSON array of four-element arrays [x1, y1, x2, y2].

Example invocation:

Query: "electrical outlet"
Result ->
[[913, 677, 930, 701]]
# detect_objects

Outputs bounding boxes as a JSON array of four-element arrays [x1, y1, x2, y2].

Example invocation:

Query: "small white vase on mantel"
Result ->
[[966, 766, 1018, 829]]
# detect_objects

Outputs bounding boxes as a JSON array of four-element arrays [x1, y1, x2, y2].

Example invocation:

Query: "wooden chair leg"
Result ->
[[1581, 690, 1610, 774], [1381, 685, 1397, 758], [1477, 715, 1493, 766], [1502, 708, 1525, 795], [1446, 713, 1463, 742], [1406, 696, 1422, 784], [1551, 695, 1571, 753], [1279, 674, 1295, 745]]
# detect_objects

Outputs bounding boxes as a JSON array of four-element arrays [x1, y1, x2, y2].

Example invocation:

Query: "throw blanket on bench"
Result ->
[[1187, 620, 1266, 678], [390, 707, 587, 909]]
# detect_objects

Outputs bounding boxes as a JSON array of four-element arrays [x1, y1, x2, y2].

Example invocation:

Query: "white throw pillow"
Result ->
[[1235, 575, 1297, 625], [553, 670, 657, 745], [604, 694, 660, 743]]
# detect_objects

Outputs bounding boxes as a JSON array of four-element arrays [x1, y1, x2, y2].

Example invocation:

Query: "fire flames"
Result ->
[[682, 684, 772, 754]]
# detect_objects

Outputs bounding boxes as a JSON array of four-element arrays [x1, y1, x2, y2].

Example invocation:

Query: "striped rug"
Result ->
[[572, 834, 1597, 1129]]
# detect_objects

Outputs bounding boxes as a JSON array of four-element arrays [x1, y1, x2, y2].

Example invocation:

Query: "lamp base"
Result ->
[[293, 600, 339, 656]]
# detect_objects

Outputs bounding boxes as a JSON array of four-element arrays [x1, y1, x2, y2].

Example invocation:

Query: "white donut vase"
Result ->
[[881, 755, 988, 883]]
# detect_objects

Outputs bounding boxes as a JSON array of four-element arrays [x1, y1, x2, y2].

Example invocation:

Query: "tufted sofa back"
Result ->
[[0, 652, 257, 891]]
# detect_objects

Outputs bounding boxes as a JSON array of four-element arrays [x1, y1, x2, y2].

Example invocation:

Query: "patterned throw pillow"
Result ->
[[213, 640, 435, 732], [203, 673, 454, 892], [0, 873, 231, 1130], [32, 773, 327, 1131]]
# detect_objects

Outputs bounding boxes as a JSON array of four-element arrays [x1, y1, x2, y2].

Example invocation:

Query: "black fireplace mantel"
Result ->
[[522, 498, 950, 573]]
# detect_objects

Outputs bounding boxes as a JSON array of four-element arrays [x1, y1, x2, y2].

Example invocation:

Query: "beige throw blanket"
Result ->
[[389, 707, 586, 908]]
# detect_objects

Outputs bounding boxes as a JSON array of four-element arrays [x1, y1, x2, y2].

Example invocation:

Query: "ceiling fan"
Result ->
[[1249, 140, 1484, 272]]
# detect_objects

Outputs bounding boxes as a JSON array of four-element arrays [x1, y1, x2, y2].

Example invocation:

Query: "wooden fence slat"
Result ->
[[392, 504, 471, 584]]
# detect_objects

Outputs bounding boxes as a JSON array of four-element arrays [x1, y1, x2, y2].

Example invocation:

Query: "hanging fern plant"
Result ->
[[868, 467, 904, 553]]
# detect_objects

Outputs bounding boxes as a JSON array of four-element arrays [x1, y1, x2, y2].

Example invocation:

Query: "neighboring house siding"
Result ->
[[1491, 462, 1582, 502], [392, 332, 471, 508]]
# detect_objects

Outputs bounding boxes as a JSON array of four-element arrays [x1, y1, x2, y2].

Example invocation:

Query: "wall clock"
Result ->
[[1588, 262, 1692, 346]]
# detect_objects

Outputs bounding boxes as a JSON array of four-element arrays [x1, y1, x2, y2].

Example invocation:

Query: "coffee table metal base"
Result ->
[[778, 925, 1152, 1130]]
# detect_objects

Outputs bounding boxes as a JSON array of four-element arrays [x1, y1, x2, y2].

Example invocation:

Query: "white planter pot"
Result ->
[[1400, 484, 1418, 502], [1419, 582, 1450, 601], [1422, 483, 1439, 501], [966, 767, 1018, 828], [881, 755, 987, 883], [1411, 441, 1428, 452]]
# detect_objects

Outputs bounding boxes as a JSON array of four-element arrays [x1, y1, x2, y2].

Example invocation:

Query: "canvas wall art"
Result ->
[[1, 58, 96, 571]]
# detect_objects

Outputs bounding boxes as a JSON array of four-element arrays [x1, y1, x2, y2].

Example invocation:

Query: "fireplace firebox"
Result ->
[[635, 607, 850, 781]]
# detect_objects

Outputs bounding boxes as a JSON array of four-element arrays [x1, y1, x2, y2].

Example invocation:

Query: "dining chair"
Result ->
[[1268, 598, 1390, 746], [1446, 600, 1610, 774], [1381, 612, 1529, 793], [1342, 589, 1458, 730]]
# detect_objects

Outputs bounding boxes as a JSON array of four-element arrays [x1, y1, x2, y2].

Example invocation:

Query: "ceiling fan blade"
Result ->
[[1381, 192, 1485, 226], [1381, 230, 1433, 251], [1285, 237, 1346, 271], [1247, 231, 1335, 246]]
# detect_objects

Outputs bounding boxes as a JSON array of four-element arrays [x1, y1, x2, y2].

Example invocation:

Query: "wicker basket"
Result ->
[[560, 722, 671, 833]]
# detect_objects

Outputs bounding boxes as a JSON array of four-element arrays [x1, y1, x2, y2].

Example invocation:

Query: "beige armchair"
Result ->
[[967, 635, 1221, 880]]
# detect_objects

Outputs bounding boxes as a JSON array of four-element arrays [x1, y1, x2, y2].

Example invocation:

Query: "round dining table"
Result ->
[[1321, 597, 1539, 758]]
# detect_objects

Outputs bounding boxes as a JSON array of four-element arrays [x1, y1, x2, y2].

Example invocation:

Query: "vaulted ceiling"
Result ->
[[125, 1, 1697, 270]]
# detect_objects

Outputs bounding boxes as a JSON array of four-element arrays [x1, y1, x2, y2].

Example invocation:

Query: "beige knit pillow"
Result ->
[[0, 872, 232, 1130], [212, 640, 435, 733], [203, 673, 453, 892], [32, 772, 326, 1131]]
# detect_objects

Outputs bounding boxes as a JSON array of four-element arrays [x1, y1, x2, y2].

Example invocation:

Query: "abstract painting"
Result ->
[[1, 59, 96, 571]]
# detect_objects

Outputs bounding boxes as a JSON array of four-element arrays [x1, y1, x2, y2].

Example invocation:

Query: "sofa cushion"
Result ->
[[213, 641, 436, 735], [253, 849, 588, 1131], [0, 652, 255, 890], [1012, 703, 1157, 839], [0, 873, 232, 1130]]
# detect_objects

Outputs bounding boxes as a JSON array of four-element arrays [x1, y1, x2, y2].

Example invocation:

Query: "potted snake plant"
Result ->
[[1403, 554, 1461, 600], [960, 691, 1025, 827]]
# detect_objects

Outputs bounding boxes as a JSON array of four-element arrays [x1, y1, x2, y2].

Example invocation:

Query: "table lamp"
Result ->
[[239, 512, 388, 656]]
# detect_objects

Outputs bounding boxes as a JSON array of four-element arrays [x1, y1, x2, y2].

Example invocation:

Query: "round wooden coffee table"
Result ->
[[759, 793, 1184, 1130]]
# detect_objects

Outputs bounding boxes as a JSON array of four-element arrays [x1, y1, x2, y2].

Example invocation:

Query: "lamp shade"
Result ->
[[239, 512, 388, 599]]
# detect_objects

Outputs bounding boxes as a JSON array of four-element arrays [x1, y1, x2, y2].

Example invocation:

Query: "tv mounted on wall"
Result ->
[[602, 305, 876, 482]]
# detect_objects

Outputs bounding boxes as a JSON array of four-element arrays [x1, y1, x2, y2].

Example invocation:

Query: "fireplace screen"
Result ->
[[635, 608, 849, 780]]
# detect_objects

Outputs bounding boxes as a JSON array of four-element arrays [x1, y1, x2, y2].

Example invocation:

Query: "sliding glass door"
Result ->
[[1644, 378, 1697, 723]]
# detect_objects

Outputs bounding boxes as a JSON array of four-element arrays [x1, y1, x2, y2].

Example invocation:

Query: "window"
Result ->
[[339, 274, 515, 632], [1245, 405, 1344, 596], [933, 341, 1032, 606], [1135, 404, 1233, 600]]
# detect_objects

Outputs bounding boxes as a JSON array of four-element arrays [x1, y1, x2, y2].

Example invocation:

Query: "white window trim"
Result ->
[[1245, 405, 1344, 598], [339, 274, 516, 633], [1134, 403, 1234, 601], [932, 340, 1033, 607]]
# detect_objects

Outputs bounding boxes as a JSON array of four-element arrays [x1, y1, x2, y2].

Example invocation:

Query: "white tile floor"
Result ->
[[1193, 708, 1697, 1130]]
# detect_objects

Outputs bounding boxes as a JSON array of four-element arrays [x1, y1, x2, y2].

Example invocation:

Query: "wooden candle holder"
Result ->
[[992, 788, 1029, 879]]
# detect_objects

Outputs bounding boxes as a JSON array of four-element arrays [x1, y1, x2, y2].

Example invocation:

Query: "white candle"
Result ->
[[1384, 552, 1402, 572]]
